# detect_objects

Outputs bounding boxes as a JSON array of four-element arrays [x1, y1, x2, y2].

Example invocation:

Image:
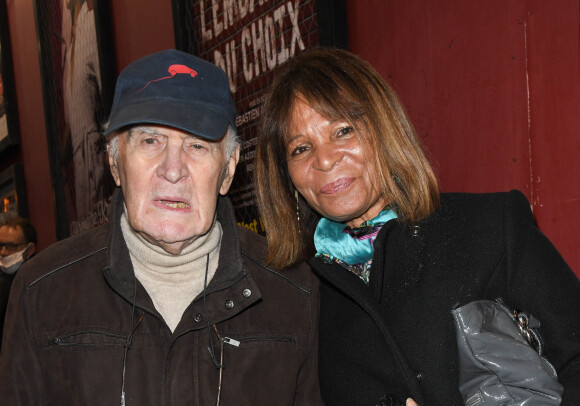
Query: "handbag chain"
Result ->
[[513, 309, 544, 355]]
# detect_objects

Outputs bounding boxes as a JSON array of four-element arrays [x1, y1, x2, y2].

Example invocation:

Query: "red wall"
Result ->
[[4, 0, 579, 275], [347, 0, 580, 275]]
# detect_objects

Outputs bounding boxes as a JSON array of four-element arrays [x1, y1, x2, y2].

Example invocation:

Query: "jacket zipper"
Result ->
[[222, 334, 295, 347]]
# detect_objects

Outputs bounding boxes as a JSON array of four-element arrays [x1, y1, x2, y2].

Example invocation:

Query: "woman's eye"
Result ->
[[337, 126, 354, 137], [290, 145, 309, 157]]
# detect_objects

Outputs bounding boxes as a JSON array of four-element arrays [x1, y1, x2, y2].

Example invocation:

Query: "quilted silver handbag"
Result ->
[[451, 300, 564, 406]]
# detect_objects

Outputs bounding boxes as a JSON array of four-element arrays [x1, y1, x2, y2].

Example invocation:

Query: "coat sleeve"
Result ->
[[501, 190, 580, 405], [0, 268, 44, 403], [293, 272, 325, 406]]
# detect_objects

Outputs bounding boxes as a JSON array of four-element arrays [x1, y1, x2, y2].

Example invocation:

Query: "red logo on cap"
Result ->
[[138, 64, 198, 92]]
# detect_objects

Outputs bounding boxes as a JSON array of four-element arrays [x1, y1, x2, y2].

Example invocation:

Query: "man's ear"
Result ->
[[108, 147, 121, 187], [219, 146, 240, 195]]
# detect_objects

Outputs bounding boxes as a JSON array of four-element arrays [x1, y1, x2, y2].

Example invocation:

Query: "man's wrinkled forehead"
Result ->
[[126, 125, 164, 139], [121, 125, 227, 152], [127, 125, 223, 140]]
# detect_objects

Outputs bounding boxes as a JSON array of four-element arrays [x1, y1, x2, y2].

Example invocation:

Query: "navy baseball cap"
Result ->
[[104, 49, 236, 140]]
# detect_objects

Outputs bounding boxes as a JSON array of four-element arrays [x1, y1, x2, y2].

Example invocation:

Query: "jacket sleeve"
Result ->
[[0, 268, 44, 403], [293, 272, 325, 406], [501, 190, 580, 405]]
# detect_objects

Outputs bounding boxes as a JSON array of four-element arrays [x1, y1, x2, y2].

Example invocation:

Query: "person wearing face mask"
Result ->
[[0, 216, 36, 349]]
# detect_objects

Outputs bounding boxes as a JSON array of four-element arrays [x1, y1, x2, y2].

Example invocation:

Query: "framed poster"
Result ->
[[172, 0, 347, 234], [33, 0, 116, 239], [0, 164, 27, 223], [0, 0, 20, 153]]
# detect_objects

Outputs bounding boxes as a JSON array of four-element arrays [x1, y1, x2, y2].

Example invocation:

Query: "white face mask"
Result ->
[[0, 243, 32, 275]]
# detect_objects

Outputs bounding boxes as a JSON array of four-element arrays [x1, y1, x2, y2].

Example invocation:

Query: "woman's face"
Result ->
[[286, 97, 387, 228]]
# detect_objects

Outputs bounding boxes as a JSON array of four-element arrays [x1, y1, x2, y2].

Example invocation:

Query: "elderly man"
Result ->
[[0, 50, 322, 405]]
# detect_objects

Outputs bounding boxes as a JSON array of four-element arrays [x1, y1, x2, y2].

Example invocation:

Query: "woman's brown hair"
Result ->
[[255, 47, 439, 268]]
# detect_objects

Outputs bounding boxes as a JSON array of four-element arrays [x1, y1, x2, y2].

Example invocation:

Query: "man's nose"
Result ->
[[156, 142, 189, 183]]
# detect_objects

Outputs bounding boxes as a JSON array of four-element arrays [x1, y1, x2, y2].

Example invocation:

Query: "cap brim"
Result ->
[[104, 100, 232, 140]]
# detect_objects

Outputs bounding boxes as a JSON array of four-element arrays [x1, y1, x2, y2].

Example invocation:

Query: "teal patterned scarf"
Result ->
[[314, 209, 397, 283]]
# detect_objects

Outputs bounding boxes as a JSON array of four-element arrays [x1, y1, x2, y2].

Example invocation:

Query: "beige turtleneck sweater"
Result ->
[[120, 210, 222, 332]]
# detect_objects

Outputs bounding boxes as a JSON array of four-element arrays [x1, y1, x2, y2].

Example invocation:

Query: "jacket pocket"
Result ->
[[45, 330, 127, 348]]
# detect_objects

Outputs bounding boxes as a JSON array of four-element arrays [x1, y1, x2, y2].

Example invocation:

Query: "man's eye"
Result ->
[[184, 140, 207, 151], [135, 135, 166, 153]]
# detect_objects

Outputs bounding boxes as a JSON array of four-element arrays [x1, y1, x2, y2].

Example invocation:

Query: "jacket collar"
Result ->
[[310, 219, 426, 305], [104, 189, 139, 306], [103, 188, 255, 315]]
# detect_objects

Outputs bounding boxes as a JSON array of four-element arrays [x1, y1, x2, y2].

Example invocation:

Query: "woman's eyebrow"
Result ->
[[285, 133, 304, 146]]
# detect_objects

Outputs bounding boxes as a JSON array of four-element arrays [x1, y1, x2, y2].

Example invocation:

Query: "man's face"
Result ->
[[0, 226, 30, 258], [109, 125, 239, 255]]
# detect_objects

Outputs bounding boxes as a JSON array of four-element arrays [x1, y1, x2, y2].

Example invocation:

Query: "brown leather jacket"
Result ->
[[0, 190, 322, 405]]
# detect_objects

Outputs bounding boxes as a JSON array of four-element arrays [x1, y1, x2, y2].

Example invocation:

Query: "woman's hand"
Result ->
[[406, 399, 419, 406]]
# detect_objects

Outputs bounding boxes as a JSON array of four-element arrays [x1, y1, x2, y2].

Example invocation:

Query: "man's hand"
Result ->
[[406, 399, 419, 406]]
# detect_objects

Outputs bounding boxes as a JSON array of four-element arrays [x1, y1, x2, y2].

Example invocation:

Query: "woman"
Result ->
[[255, 48, 580, 405]]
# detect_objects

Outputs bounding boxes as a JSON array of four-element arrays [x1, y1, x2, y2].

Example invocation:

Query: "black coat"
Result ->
[[310, 190, 580, 406]]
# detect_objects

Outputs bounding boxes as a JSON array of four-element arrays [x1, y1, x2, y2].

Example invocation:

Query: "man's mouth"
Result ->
[[158, 200, 190, 209]]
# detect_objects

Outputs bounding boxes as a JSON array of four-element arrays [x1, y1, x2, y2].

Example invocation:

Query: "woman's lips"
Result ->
[[320, 177, 355, 194]]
